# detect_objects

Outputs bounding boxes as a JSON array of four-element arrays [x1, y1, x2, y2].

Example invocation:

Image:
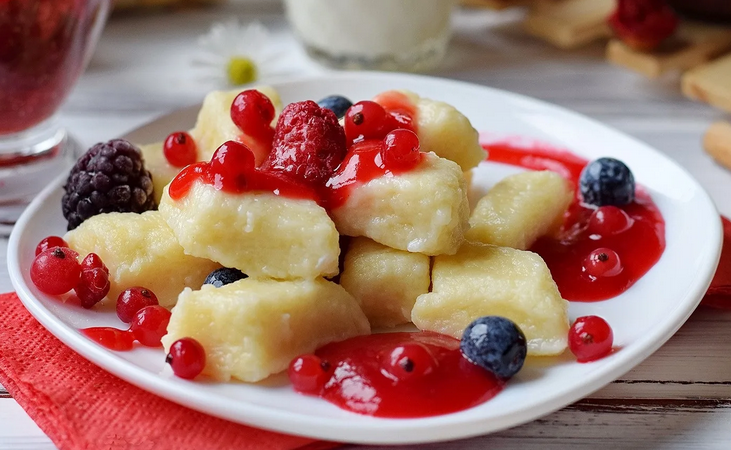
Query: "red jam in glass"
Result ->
[[484, 141, 666, 302], [302, 332, 503, 418], [0, 0, 102, 134]]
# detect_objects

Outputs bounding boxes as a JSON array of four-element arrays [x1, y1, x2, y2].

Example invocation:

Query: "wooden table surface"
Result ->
[[2, 3, 731, 449]]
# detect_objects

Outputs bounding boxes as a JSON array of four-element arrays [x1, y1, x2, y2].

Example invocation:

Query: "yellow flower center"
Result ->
[[227, 56, 258, 86]]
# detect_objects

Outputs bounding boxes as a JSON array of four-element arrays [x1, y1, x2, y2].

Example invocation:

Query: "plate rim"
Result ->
[[7, 71, 723, 444]]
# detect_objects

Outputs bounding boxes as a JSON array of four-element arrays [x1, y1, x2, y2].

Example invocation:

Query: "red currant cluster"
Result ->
[[345, 101, 422, 172], [582, 206, 634, 279], [31, 236, 110, 308], [30, 236, 207, 380]]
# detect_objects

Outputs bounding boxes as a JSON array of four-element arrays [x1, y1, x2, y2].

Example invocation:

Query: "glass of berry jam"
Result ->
[[0, 0, 111, 208]]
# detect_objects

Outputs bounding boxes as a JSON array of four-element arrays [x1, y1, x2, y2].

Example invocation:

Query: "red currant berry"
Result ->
[[30, 247, 81, 295], [344, 101, 393, 145], [207, 141, 256, 192], [230, 89, 276, 143], [80, 253, 109, 275], [569, 316, 614, 362], [76, 268, 111, 309], [116, 287, 159, 323], [131, 305, 172, 347], [163, 131, 198, 168], [288, 354, 332, 394], [584, 248, 622, 278], [380, 343, 436, 381], [588, 206, 633, 236], [82, 327, 135, 351], [166, 338, 206, 379], [35, 236, 68, 256], [381, 129, 421, 171]]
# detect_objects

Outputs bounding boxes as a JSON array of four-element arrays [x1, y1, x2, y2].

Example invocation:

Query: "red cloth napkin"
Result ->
[[701, 216, 731, 309], [0, 292, 338, 450]]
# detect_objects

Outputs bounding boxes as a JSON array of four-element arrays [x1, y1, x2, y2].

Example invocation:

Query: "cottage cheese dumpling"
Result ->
[[190, 86, 281, 165], [162, 278, 370, 382], [466, 171, 574, 250], [412, 242, 569, 356], [136, 86, 282, 202], [158, 180, 340, 280], [139, 142, 180, 204], [64, 211, 219, 307], [340, 237, 430, 328], [330, 153, 469, 256], [374, 90, 486, 171]]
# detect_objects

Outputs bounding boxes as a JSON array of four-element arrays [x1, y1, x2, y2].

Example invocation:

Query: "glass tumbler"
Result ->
[[0, 0, 111, 213], [284, 0, 456, 72]]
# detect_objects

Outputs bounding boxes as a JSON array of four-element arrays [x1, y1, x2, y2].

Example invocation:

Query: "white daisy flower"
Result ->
[[192, 21, 293, 88]]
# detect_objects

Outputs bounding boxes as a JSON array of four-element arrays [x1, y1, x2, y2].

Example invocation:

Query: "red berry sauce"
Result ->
[[168, 141, 319, 203], [292, 332, 503, 418], [373, 90, 418, 134], [81, 327, 135, 352], [325, 131, 424, 209], [484, 140, 665, 302]]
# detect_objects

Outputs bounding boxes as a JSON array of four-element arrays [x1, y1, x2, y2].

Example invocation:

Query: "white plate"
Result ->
[[7, 73, 722, 445]]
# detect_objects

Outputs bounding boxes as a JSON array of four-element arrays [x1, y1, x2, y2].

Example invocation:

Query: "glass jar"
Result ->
[[284, 0, 455, 72], [0, 0, 111, 206]]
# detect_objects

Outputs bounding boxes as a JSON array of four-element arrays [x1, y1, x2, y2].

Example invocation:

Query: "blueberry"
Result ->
[[460, 316, 527, 379], [579, 157, 635, 207], [317, 95, 353, 119], [203, 268, 247, 288]]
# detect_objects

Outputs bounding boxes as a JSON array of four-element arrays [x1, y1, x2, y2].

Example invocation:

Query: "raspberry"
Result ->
[[62, 139, 156, 230], [261, 101, 347, 188]]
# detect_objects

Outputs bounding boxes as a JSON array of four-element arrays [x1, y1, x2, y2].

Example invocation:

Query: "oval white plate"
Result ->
[[8, 73, 722, 445]]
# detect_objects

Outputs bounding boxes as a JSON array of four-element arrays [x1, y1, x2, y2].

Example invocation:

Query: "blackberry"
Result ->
[[62, 139, 156, 230]]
